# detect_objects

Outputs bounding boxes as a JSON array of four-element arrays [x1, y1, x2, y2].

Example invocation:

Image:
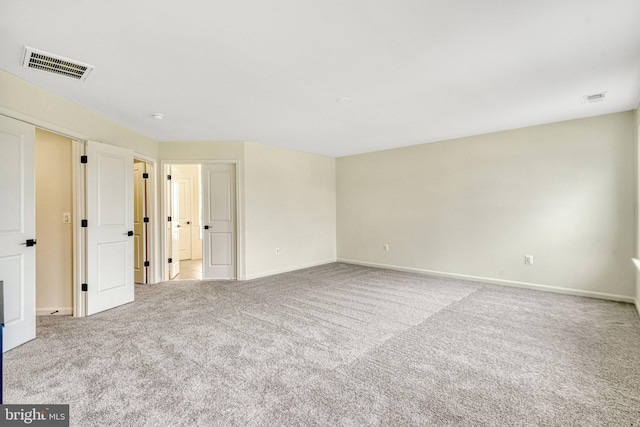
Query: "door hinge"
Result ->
[[142, 172, 149, 179], [167, 216, 172, 222], [168, 258, 173, 264], [81, 283, 88, 292], [167, 174, 172, 180], [80, 155, 88, 164], [144, 261, 150, 267], [81, 219, 88, 227], [143, 217, 149, 223]]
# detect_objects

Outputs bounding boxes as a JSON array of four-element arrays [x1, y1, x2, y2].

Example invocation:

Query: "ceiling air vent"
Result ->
[[583, 92, 606, 104], [22, 46, 94, 81]]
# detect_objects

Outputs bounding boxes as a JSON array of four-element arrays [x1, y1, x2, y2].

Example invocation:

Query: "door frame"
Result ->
[[0, 110, 159, 318], [160, 160, 243, 282]]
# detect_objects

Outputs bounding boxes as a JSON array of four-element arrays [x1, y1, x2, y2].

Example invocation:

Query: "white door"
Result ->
[[202, 164, 236, 280], [169, 174, 180, 278], [178, 176, 192, 261], [86, 141, 134, 315], [133, 162, 147, 284], [0, 116, 36, 352]]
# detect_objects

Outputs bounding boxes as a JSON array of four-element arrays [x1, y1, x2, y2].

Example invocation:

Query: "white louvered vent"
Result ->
[[583, 92, 606, 104], [22, 46, 94, 81]]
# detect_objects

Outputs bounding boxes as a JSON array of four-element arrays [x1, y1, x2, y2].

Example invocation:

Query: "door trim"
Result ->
[[160, 160, 243, 282], [72, 140, 85, 317]]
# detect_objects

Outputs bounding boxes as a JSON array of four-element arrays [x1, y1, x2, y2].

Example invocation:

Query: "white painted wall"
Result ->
[[337, 112, 636, 300], [35, 129, 73, 315], [244, 142, 336, 279]]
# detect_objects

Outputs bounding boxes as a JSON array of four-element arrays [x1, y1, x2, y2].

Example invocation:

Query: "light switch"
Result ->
[[63, 213, 71, 224]]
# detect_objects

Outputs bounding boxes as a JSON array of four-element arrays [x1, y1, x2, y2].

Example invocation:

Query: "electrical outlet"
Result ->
[[275, 248, 280, 255], [383, 244, 390, 252], [525, 255, 534, 265]]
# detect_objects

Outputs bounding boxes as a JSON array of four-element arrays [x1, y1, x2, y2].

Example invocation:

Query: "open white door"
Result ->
[[202, 164, 236, 280], [0, 116, 36, 352], [169, 173, 180, 278], [86, 141, 134, 315], [133, 161, 148, 284]]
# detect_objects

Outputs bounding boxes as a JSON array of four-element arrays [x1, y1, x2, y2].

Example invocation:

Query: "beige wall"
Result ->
[[337, 112, 636, 300], [0, 70, 158, 158], [159, 141, 245, 161], [5, 71, 638, 300], [35, 129, 73, 314], [244, 142, 336, 279]]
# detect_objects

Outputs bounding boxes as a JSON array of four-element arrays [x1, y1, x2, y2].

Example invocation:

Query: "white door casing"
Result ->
[[0, 116, 36, 352], [86, 141, 134, 315], [202, 163, 236, 280]]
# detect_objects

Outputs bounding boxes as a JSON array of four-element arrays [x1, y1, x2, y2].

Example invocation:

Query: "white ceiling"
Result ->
[[1, 0, 639, 157]]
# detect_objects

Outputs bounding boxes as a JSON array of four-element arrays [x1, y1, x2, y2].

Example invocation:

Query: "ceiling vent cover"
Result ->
[[22, 46, 94, 81], [583, 92, 606, 104]]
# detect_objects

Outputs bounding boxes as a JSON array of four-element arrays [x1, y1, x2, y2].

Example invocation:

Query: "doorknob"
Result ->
[[123, 231, 134, 236], [204, 225, 209, 230], [21, 239, 36, 247], [187, 221, 190, 225]]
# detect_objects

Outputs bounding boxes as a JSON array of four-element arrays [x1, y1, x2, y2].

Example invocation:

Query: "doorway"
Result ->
[[74, 141, 157, 316], [1, 114, 159, 338], [163, 162, 238, 281], [35, 129, 74, 316]]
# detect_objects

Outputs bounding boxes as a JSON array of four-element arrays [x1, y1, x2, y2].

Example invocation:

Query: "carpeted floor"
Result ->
[[5, 263, 640, 426]]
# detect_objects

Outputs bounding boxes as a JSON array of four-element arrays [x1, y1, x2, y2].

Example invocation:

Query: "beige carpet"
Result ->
[[5, 263, 640, 426]]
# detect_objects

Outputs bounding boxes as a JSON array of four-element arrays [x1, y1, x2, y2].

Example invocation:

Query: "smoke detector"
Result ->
[[22, 46, 94, 81], [583, 92, 606, 104]]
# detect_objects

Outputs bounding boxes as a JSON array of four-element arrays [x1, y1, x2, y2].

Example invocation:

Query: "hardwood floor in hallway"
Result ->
[[173, 259, 202, 280]]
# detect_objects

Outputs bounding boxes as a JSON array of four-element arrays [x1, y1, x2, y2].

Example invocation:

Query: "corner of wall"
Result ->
[[636, 105, 640, 311]]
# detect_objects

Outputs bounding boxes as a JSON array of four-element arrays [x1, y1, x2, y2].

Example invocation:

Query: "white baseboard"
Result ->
[[243, 259, 337, 281], [338, 258, 636, 304], [37, 307, 73, 316]]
